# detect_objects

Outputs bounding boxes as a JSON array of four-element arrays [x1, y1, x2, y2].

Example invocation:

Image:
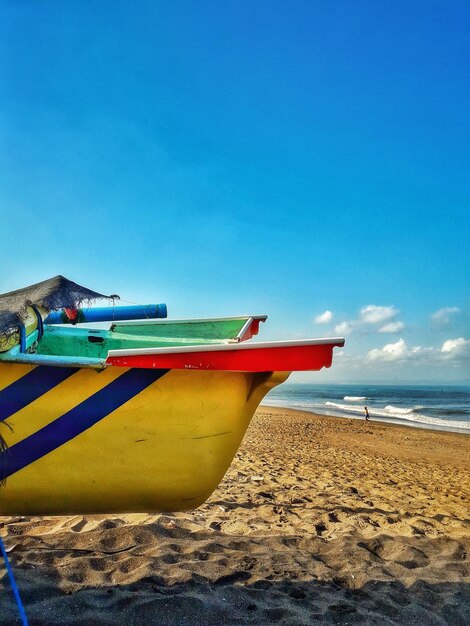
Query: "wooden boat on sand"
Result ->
[[0, 277, 344, 515]]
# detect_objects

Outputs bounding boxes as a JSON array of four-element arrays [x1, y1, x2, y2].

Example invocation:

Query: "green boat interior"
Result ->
[[30, 317, 263, 359]]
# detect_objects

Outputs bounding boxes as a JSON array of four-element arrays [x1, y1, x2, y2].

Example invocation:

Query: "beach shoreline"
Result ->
[[1, 406, 469, 624], [262, 402, 470, 435], [261, 382, 470, 435]]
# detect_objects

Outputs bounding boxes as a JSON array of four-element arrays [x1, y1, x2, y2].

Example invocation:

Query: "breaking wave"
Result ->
[[343, 396, 367, 402], [384, 404, 424, 415]]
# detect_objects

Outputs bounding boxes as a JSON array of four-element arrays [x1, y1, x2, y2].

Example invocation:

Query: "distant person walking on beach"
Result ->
[[364, 406, 370, 422]]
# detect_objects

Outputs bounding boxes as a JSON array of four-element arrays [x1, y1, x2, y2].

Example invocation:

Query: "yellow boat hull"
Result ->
[[0, 363, 288, 515]]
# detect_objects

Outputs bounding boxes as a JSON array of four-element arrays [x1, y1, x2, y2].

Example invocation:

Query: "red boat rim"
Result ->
[[105, 337, 345, 372]]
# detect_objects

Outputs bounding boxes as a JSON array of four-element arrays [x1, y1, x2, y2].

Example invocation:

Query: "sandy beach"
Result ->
[[1, 406, 469, 625]]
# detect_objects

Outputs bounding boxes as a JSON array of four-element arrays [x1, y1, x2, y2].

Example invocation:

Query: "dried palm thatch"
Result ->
[[0, 275, 118, 341]]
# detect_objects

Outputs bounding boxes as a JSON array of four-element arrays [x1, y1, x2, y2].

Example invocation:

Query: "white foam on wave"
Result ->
[[384, 404, 424, 415], [343, 396, 367, 402], [326, 401, 357, 410]]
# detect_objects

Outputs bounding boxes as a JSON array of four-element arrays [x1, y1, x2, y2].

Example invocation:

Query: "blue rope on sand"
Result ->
[[0, 536, 29, 626]]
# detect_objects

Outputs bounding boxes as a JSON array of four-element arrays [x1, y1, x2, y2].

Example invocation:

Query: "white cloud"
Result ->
[[314, 310, 333, 324], [367, 338, 409, 361], [431, 307, 461, 328], [335, 321, 354, 335], [378, 321, 405, 333], [334, 304, 402, 336], [359, 305, 398, 325], [441, 337, 470, 356], [367, 336, 470, 365]]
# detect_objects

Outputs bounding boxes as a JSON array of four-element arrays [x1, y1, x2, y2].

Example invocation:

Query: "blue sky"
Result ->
[[1, 1, 469, 383]]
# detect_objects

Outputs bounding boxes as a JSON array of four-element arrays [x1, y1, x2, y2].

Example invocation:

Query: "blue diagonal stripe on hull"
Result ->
[[0, 366, 77, 422], [0, 367, 169, 480]]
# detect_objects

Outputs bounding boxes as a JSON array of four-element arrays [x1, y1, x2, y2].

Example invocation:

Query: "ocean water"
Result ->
[[262, 383, 470, 434]]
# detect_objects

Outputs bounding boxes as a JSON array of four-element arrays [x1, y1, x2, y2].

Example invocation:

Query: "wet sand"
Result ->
[[1, 407, 469, 625]]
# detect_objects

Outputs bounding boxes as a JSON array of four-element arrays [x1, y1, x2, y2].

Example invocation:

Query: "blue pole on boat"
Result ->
[[0, 536, 29, 626], [44, 304, 167, 325]]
